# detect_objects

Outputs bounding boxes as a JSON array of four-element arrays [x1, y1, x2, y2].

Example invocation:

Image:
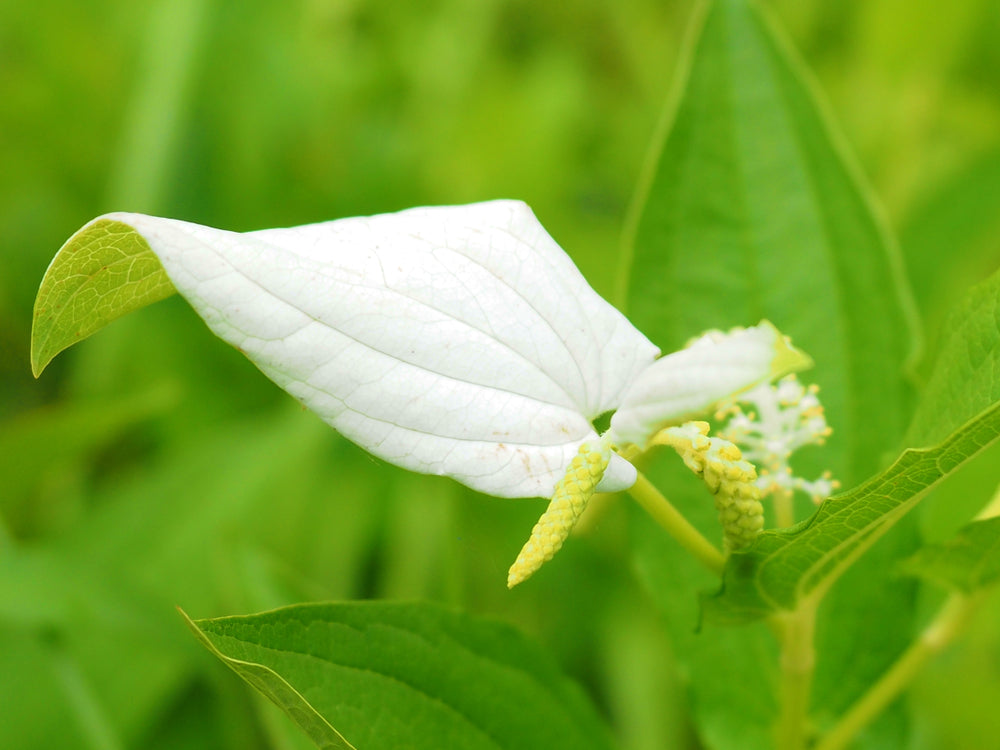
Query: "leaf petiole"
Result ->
[[773, 600, 818, 750]]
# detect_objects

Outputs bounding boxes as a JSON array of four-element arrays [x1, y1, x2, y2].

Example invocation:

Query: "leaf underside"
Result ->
[[31, 218, 176, 376]]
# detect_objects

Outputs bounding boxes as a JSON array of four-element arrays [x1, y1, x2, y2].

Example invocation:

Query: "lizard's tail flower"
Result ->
[[507, 437, 612, 587], [652, 421, 764, 552]]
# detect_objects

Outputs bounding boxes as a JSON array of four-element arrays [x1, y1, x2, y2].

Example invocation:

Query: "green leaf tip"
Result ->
[[762, 319, 814, 379], [179, 606, 358, 750], [182, 601, 614, 750], [30, 217, 177, 377]]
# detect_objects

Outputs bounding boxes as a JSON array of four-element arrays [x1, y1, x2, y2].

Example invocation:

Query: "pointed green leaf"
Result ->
[[31, 218, 176, 376], [620, 1, 919, 744], [706, 266, 1000, 624], [900, 516, 1000, 593], [184, 602, 614, 750], [620, 0, 917, 487]]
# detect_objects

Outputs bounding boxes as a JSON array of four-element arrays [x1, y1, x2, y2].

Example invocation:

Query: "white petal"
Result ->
[[103, 201, 658, 498], [608, 322, 812, 447]]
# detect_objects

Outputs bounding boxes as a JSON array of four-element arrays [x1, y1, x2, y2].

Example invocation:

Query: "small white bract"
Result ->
[[57, 200, 815, 584], [716, 374, 838, 503]]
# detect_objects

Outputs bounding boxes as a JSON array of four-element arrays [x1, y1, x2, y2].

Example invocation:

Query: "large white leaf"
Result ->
[[104, 200, 659, 498]]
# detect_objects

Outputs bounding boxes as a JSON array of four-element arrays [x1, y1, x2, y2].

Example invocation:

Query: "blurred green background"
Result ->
[[2, 1, 999, 748]]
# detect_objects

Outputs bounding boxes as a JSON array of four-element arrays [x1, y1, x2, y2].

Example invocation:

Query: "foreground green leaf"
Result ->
[[706, 404, 1000, 624], [900, 516, 1000, 593], [31, 219, 175, 376], [185, 602, 614, 750], [707, 266, 1000, 624]]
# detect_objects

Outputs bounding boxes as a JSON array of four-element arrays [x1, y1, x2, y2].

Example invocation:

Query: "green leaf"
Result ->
[[906, 268, 1000, 448], [619, 0, 917, 488], [619, 0, 919, 744], [31, 218, 175, 376], [706, 266, 1000, 623], [900, 516, 1000, 593], [900, 149, 1000, 345], [184, 602, 614, 750], [705, 400, 1000, 624]]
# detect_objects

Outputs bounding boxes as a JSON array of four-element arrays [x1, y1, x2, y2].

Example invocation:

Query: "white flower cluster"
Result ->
[[716, 375, 838, 503]]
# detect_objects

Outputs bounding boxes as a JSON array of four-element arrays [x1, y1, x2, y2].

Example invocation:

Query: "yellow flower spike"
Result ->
[[652, 421, 764, 552], [507, 437, 612, 588]]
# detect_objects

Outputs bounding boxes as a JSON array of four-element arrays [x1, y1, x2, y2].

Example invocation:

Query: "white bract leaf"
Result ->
[[74, 200, 810, 502], [608, 323, 811, 446], [100, 201, 655, 498]]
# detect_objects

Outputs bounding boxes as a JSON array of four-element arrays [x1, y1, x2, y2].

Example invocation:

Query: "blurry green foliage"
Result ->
[[2, 0, 1000, 748]]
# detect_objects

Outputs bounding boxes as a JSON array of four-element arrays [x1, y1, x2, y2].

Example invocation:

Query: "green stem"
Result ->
[[814, 592, 982, 750], [774, 600, 818, 750], [773, 487, 796, 529], [627, 471, 725, 576]]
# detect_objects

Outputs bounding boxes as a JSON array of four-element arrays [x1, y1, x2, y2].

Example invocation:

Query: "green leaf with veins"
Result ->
[[906, 268, 1000, 448], [184, 602, 614, 750], [31, 219, 176, 377], [704, 403, 1000, 624], [618, 0, 918, 490], [620, 0, 920, 745], [706, 266, 1000, 624], [900, 515, 1000, 593]]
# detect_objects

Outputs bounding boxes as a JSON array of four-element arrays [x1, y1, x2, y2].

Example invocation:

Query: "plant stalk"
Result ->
[[814, 592, 982, 750], [773, 486, 796, 529], [775, 600, 818, 750], [627, 471, 725, 576]]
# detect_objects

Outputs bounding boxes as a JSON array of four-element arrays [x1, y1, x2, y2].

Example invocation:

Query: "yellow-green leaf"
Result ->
[[31, 218, 176, 376]]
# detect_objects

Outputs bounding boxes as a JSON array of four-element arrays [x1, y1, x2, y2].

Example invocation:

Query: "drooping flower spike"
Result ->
[[37, 200, 813, 583], [653, 421, 764, 553]]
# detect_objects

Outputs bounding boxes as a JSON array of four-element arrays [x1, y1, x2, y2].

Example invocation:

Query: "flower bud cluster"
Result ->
[[653, 421, 763, 551]]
